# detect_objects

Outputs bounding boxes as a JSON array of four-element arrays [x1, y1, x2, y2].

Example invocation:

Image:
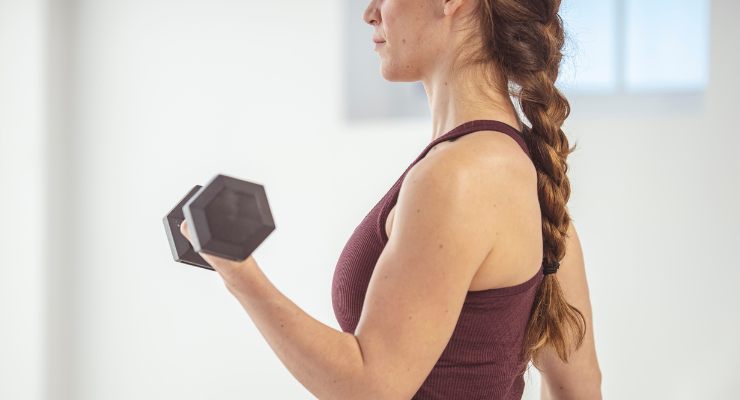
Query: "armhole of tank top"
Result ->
[[377, 190, 397, 244], [466, 264, 544, 298], [376, 138, 451, 244]]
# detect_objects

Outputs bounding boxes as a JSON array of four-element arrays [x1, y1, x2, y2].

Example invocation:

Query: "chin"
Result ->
[[379, 62, 420, 82]]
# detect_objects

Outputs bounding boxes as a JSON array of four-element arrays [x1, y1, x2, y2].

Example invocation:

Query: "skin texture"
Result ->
[[178, 0, 601, 398], [364, 0, 525, 140], [180, 146, 535, 399]]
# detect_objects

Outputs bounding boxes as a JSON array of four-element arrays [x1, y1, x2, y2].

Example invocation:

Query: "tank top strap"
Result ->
[[419, 119, 531, 163]]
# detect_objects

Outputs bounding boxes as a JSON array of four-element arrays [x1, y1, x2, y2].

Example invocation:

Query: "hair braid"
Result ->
[[466, 0, 587, 368]]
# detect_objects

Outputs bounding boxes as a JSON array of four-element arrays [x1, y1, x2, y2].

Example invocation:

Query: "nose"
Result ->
[[363, 0, 380, 26]]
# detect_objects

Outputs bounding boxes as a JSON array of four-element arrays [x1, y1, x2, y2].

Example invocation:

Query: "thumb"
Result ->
[[180, 220, 191, 242]]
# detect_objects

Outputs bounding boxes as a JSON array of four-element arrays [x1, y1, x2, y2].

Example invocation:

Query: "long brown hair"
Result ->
[[455, 0, 587, 368]]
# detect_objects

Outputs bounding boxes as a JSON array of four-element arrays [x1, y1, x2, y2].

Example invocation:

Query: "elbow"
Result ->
[[588, 365, 603, 397], [543, 367, 603, 400], [340, 345, 417, 400], [370, 387, 415, 400], [328, 383, 402, 400], [593, 367, 604, 398], [346, 367, 416, 400], [319, 368, 404, 400], [354, 376, 412, 400]]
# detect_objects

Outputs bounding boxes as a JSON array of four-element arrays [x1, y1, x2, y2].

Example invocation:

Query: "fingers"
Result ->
[[178, 219, 249, 279]]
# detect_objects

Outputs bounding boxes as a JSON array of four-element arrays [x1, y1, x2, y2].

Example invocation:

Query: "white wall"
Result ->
[[2, 0, 739, 399], [0, 1, 46, 399]]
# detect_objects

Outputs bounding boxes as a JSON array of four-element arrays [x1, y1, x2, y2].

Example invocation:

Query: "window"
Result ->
[[558, 0, 710, 94]]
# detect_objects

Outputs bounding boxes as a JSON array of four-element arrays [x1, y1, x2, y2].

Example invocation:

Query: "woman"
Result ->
[[181, 0, 602, 398]]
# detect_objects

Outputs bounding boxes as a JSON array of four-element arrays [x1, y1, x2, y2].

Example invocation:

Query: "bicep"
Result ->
[[353, 156, 501, 399], [537, 221, 602, 399]]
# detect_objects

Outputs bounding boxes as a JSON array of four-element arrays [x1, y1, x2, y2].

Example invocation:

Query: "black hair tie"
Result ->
[[543, 261, 560, 275]]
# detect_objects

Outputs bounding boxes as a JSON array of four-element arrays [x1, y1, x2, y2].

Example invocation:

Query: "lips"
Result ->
[[373, 36, 386, 44]]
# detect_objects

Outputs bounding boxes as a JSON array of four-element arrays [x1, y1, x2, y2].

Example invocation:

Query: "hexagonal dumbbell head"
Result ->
[[163, 185, 213, 271], [183, 174, 275, 263]]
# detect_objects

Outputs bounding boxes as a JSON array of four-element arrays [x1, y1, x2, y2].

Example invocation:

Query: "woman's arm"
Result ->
[[537, 220, 602, 400], [179, 147, 512, 400], [223, 262, 373, 400], [180, 222, 371, 400]]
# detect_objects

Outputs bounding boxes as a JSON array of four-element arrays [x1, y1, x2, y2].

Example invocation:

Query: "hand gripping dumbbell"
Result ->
[[162, 174, 276, 271]]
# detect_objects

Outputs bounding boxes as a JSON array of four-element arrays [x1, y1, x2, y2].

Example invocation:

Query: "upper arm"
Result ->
[[537, 221, 603, 399], [353, 150, 510, 399]]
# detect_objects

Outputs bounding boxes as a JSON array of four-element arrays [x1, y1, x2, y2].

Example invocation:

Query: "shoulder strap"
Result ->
[[422, 120, 531, 161]]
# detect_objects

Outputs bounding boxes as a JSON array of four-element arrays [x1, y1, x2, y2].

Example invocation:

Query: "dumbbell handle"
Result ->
[[163, 185, 213, 270]]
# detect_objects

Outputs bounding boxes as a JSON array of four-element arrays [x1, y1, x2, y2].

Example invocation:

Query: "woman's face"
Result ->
[[363, 0, 454, 82]]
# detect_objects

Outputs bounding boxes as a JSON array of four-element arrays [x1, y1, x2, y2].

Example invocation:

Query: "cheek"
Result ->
[[376, 1, 442, 78], [382, 1, 417, 45], [384, 3, 438, 53]]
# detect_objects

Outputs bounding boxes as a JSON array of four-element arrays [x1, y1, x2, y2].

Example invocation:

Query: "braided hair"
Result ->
[[456, 0, 587, 369]]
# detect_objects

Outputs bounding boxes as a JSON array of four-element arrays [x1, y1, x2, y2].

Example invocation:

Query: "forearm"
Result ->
[[221, 265, 381, 400]]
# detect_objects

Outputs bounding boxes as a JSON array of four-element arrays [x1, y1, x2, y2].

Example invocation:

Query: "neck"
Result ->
[[422, 61, 522, 141]]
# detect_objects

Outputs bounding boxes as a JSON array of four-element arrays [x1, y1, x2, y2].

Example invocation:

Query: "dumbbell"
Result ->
[[162, 174, 276, 271]]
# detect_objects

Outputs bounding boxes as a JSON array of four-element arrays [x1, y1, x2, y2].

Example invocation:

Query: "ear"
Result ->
[[442, 0, 466, 16]]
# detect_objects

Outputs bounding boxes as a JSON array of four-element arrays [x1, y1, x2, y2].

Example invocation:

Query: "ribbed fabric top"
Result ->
[[331, 120, 545, 399]]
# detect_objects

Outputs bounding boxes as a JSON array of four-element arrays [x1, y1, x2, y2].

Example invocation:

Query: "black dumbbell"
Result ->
[[163, 174, 276, 271]]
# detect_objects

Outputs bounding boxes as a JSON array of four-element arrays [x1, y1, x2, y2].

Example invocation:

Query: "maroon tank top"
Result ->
[[331, 120, 545, 399]]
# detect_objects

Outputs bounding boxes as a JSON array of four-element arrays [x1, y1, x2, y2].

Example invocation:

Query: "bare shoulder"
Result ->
[[420, 129, 536, 186], [399, 129, 534, 243], [407, 135, 534, 227], [406, 130, 541, 282]]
